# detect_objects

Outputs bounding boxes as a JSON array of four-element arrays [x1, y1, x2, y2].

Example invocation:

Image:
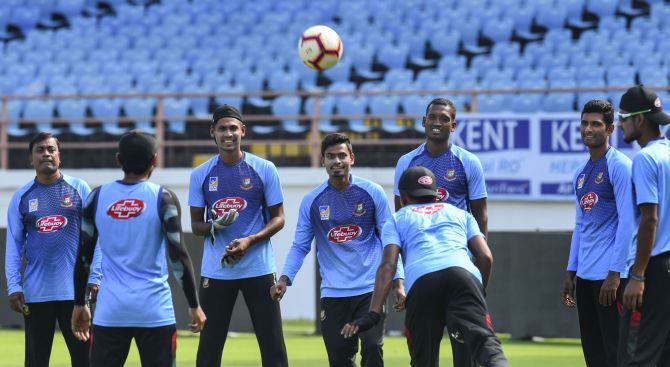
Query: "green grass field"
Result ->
[[0, 321, 585, 366]]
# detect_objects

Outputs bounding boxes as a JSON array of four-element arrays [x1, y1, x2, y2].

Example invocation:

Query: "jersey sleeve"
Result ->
[[393, 154, 411, 197], [5, 192, 25, 295], [160, 188, 199, 308], [188, 165, 207, 208], [261, 161, 284, 207], [608, 154, 634, 274], [465, 212, 484, 240], [74, 187, 101, 305], [465, 154, 488, 200], [381, 216, 402, 250], [567, 169, 582, 272], [281, 195, 315, 285], [632, 152, 659, 206], [370, 183, 404, 280], [74, 179, 104, 285]]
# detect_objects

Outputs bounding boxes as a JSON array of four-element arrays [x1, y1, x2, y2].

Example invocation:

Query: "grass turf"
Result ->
[[0, 320, 585, 366]]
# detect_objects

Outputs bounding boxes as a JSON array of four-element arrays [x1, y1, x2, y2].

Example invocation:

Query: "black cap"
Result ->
[[619, 85, 670, 125], [212, 104, 243, 125], [118, 130, 157, 168], [398, 166, 437, 198]]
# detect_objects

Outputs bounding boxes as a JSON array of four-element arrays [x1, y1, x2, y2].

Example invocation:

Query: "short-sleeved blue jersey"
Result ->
[[382, 202, 483, 295], [567, 147, 635, 280], [631, 138, 670, 259], [5, 174, 102, 302], [189, 153, 284, 280], [281, 175, 401, 298], [394, 143, 487, 211]]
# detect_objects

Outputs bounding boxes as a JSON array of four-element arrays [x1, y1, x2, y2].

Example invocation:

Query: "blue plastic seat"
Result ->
[[304, 96, 339, 133], [268, 70, 299, 92], [6, 100, 32, 137], [58, 99, 96, 136], [536, 5, 568, 30], [337, 95, 371, 133], [511, 93, 543, 113], [10, 6, 40, 32], [586, 0, 618, 18], [162, 97, 190, 134], [214, 83, 245, 109], [24, 100, 61, 135], [401, 95, 426, 132], [542, 93, 575, 112], [90, 99, 126, 135], [323, 59, 352, 84], [482, 18, 513, 43], [429, 30, 461, 56], [272, 96, 306, 134], [369, 95, 404, 134], [638, 67, 669, 86], [377, 44, 409, 70], [477, 94, 506, 113], [123, 98, 156, 134]]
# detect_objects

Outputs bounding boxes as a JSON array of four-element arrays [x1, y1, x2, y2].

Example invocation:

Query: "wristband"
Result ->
[[629, 273, 645, 282]]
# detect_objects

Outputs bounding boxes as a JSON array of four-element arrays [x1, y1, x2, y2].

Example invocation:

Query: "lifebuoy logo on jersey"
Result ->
[[580, 192, 598, 212], [436, 187, 449, 201], [36, 215, 68, 233], [327, 225, 362, 244], [212, 197, 247, 216], [107, 199, 145, 219], [411, 203, 445, 215]]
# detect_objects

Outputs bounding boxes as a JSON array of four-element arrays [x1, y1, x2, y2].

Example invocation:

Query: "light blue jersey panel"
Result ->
[[394, 143, 486, 211], [382, 202, 482, 294], [189, 153, 284, 280], [567, 147, 634, 280], [93, 181, 175, 327], [631, 138, 670, 259]]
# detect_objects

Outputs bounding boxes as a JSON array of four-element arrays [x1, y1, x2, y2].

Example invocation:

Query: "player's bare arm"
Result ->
[[161, 188, 206, 332], [468, 235, 493, 289], [624, 203, 658, 311], [341, 244, 400, 338], [470, 198, 489, 239], [190, 206, 211, 236]]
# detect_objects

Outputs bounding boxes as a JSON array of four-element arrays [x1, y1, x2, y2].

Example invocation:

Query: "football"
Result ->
[[297, 25, 343, 71]]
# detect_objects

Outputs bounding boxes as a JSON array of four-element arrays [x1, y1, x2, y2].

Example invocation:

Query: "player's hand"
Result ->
[[623, 278, 645, 311], [211, 209, 238, 231], [226, 237, 251, 258], [341, 311, 381, 338], [393, 279, 406, 312], [8, 292, 26, 314], [86, 283, 99, 304], [189, 306, 207, 333], [270, 276, 289, 301], [71, 305, 92, 341], [560, 272, 576, 308], [599, 272, 620, 307]]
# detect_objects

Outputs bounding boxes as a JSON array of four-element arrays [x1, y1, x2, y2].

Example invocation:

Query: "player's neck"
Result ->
[[329, 176, 350, 191], [588, 144, 609, 162], [425, 139, 450, 156], [219, 150, 243, 165], [36, 170, 61, 185], [637, 129, 664, 148], [122, 168, 153, 183]]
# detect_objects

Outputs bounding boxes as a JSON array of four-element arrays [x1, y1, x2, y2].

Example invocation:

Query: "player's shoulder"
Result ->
[[398, 144, 426, 163], [451, 144, 479, 162], [304, 180, 329, 202], [11, 179, 36, 202], [191, 155, 218, 173], [244, 152, 279, 172], [351, 175, 384, 192]]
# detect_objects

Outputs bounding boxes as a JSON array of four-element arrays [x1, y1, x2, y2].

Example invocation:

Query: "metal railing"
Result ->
[[1, 85, 668, 170]]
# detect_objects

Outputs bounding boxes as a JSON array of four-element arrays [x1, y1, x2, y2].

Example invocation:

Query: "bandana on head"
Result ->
[[212, 104, 243, 125]]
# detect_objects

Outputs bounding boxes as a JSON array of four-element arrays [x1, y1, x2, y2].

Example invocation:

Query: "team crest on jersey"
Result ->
[[411, 203, 445, 215], [107, 199, 145, 219], [436, 187, 449, 201], [240, 177, 253, 190], [444, 169, 456, 181], [208, 177, 218, 192], [212, 197, 247, 217], [36, 215, 68, 233], [319, 206, 330, 220], [580, 192, 599, 213], [595, 172, 604, 184], [353, 202, 366, 216], [577, 174, 586, 189], [61, 195, 73, 208], [327, 224, 362, 244], [29, 198, 38, 212]]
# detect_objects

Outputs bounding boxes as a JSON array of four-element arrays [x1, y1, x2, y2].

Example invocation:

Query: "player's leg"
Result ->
[[595, 278, 626, 367], [196, 277, 240, 367], [443, 267, 508, 367], [576, 277, 609, 367], [23, 301, 58, 367], [350, 292, 384, 367], [89, 325, 133, 367], [618, 254, 670, 367], [56, 300, 90, 367], [404, 272, 446, 367], [320, 296, 357, 367], [240, 274, 289, 367], [134, 325, 177, 367]]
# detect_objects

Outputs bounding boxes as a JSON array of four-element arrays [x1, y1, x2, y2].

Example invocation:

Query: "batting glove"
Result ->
[[209, 209, 238, 244], [350, 311, 382, 333]]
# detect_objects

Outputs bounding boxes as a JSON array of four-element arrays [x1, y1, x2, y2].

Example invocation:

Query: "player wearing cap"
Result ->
[[189, 105, 288, 367], [270, 133, 403, 367], [393, 98, 488, 366], [5, 132, 101, 367], [559, 100, 634, 367], [71, 130, 206, 367], [342, 166, 508, 367], [616, 85, 670, 366]]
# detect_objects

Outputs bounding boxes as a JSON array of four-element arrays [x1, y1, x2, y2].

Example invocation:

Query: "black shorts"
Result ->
[[90, 324, 176, 367]]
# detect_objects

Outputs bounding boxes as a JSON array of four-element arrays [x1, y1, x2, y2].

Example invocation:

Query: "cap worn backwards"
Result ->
[[399, 166, 438, 198]]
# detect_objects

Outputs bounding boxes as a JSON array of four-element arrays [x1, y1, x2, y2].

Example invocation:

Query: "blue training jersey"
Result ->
[[382, 202, 483, 295], [92, 181, 175, 327], [630, 138, 670, 260], [394, 143, 487, 211], [5, 174, 101, 302], [281, 175, 402, 298], [189, 153, 284, 280], [567, 147, 635, 280]]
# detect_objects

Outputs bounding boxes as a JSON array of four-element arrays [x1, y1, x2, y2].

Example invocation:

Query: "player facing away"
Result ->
[[560, 100, 635, 367], [5, 132, 101, 367], [342, 166, 508, 367], [616, 85, 670, 367], [71, 130, 206, 367], [270, 133, 404, 367], [393, 97, 487, 367], [189, 105, 288, 367]]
